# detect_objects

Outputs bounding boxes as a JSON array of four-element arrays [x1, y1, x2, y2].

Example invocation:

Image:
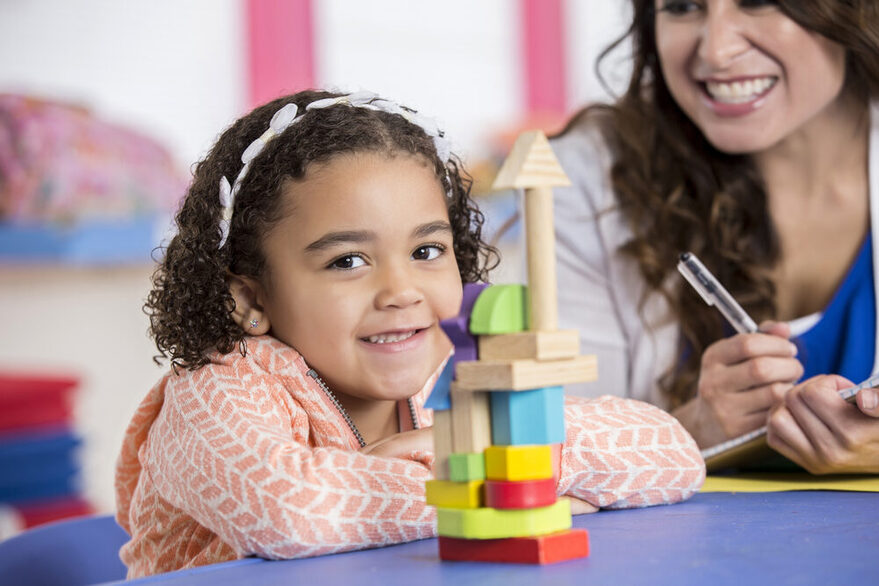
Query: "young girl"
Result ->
[[115, 90, 705, 578]]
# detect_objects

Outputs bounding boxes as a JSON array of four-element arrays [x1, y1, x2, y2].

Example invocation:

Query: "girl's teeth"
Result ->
[[706, 77, 776, 104], [367, 331, 416, 344]]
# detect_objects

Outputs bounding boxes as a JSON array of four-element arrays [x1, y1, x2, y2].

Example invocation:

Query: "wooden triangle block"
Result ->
[[491, 130, 571, 190]]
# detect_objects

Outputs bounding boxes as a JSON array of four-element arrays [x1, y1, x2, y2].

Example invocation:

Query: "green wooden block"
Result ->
[[469, 284, 529, 335], [449, 452, 486, 482], [436, 499, 571, 539]]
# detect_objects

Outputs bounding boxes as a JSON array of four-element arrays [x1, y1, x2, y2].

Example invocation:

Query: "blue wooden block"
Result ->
[[425, 358, 455, 410], [490, 386, 565, 445]]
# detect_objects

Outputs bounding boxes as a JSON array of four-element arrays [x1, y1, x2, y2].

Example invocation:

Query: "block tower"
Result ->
[[424, 131, 597, 564]]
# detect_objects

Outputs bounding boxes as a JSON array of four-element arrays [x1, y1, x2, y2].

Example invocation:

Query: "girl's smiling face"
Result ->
[[654, 0, 848, 154], [252, 151, 462, 403]]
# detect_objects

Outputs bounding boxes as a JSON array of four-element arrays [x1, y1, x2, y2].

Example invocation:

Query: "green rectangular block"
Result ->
[[449, 452, 486, 482], [436, 499, 571, 539]]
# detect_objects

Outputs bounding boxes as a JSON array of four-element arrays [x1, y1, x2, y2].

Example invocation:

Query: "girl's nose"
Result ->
[[697, 5, 750, 70], [374, 263, 424, 309]]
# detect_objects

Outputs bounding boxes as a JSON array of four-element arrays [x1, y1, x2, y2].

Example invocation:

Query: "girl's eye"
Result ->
[[658, 0, 701, 15], [412, 244, 445, 261], [328, 254, 366, 270]]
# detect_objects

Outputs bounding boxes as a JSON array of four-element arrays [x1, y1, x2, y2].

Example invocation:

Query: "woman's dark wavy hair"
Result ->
[[560, 0, 879, 407], [147, 90, 499, 370]]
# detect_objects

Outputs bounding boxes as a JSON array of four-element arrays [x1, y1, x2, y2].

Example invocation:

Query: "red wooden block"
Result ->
[[438, 529, 589, 564], [484, 477, 557, 509]]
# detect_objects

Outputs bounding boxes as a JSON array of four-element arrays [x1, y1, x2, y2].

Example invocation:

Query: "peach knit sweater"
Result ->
[[116, 335, 705, 577]]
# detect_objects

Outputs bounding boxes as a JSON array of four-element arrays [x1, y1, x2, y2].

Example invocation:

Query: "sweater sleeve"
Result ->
[[143, 363, 436, 560], [557, 395, 705, 508]]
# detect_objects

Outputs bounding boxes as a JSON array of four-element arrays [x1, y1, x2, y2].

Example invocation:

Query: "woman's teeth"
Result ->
[[705, 77, 776, 104], [366, 330, 416, 344]]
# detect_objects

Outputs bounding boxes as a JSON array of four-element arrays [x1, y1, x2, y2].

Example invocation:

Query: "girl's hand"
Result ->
[[685, 321, 802, 447], [767, 375, 879, 474], [561, 495, 599, 515], [360, 427, 434, 459]]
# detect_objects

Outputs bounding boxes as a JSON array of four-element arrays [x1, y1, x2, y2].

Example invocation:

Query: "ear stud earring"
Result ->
[[249, 318, 259, 329]]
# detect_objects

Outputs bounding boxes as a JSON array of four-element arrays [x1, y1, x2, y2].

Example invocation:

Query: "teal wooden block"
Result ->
[[449, 452, 486, 482], [491, 386, 565, 445], [469, 284, 529, 335]]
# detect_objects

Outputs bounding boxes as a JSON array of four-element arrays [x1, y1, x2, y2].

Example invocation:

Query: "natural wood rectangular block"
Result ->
[[432, 409, 454, 481], [455, 355, 597, 391], [478, 330, 580, 361], [449, 385, 492, 454]]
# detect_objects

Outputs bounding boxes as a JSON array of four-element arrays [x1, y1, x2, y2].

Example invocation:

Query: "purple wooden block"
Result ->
[[440, 282, 488, 366]]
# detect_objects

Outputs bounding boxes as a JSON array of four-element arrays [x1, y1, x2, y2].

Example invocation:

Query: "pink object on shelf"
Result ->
[[0, 94, 187, 223]]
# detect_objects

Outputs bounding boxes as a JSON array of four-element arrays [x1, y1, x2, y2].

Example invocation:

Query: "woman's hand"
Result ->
[[767, 375, 879, 474], [675, 321, 802, 447], [360, 427, 434, 459]]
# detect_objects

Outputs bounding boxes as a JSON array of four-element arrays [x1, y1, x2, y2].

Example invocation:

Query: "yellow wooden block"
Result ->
[[455, 355, 597, 391], [450, 386, 492, 454], [425, 480, 484, 509], [478, 330, 580, 361], [437, 499, 571, 539], [432, 409, 454, 480], [485, 445, 553, 481]]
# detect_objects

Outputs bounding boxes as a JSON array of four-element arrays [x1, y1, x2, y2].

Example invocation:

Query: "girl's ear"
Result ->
[[227, 273, 271, 335]]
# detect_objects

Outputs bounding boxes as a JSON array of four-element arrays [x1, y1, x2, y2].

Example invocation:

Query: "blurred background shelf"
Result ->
[[0, 217, 168, 266]]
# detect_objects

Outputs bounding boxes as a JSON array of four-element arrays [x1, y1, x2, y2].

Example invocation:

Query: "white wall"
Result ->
[[0, 0, 631, 514], [0, 0, 246, 168]]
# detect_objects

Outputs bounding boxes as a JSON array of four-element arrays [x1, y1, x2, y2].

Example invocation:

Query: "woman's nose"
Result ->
[[697, 5, 750, 70]]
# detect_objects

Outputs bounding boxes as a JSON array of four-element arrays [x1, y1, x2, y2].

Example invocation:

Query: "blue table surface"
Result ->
[[115, 491, 879, 586]]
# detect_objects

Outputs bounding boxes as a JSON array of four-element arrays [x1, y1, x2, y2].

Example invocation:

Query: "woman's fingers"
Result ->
[[708, 357, 803, 393], [702, 330, 798, 366]]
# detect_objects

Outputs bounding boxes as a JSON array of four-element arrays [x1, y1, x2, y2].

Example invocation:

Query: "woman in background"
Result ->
[[552, 0, 879, 473]]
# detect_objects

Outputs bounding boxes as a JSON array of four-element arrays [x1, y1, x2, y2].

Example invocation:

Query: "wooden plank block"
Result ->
[[455, 355, 597, 391], [449, 386, 492, 454], [478, 330, 579, 361], [469, 284, 528, 335], [438, 529, 589, 564], [436, 499, 571, 539], [491, 386, 565, 445], [432, 408, 454, 480], [484, 477, 557, 509], [449, 452, 486, 482], [425, 480, 484, 509], [484, 445, 553, 482]]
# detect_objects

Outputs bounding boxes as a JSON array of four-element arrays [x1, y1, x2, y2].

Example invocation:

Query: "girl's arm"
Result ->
[[557, 396, 706, 509], [144, 365, 436, 560]]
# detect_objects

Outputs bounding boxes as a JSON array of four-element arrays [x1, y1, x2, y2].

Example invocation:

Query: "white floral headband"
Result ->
[[218, 91, 452, 248]]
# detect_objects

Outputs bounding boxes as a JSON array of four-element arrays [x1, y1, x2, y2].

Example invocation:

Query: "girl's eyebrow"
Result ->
[[413, 221, 453, 239], [304, 230, 375, 253], [304, 221, 452, 253]]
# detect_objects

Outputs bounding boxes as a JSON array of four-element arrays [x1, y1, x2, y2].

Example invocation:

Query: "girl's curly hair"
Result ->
[[560, 0, 879, 408], [146, 90, 499, 371]]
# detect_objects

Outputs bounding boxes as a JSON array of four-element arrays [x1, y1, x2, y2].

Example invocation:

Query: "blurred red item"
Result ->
[[14, 496, 93, 529], [0, 374, 78, 431]]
